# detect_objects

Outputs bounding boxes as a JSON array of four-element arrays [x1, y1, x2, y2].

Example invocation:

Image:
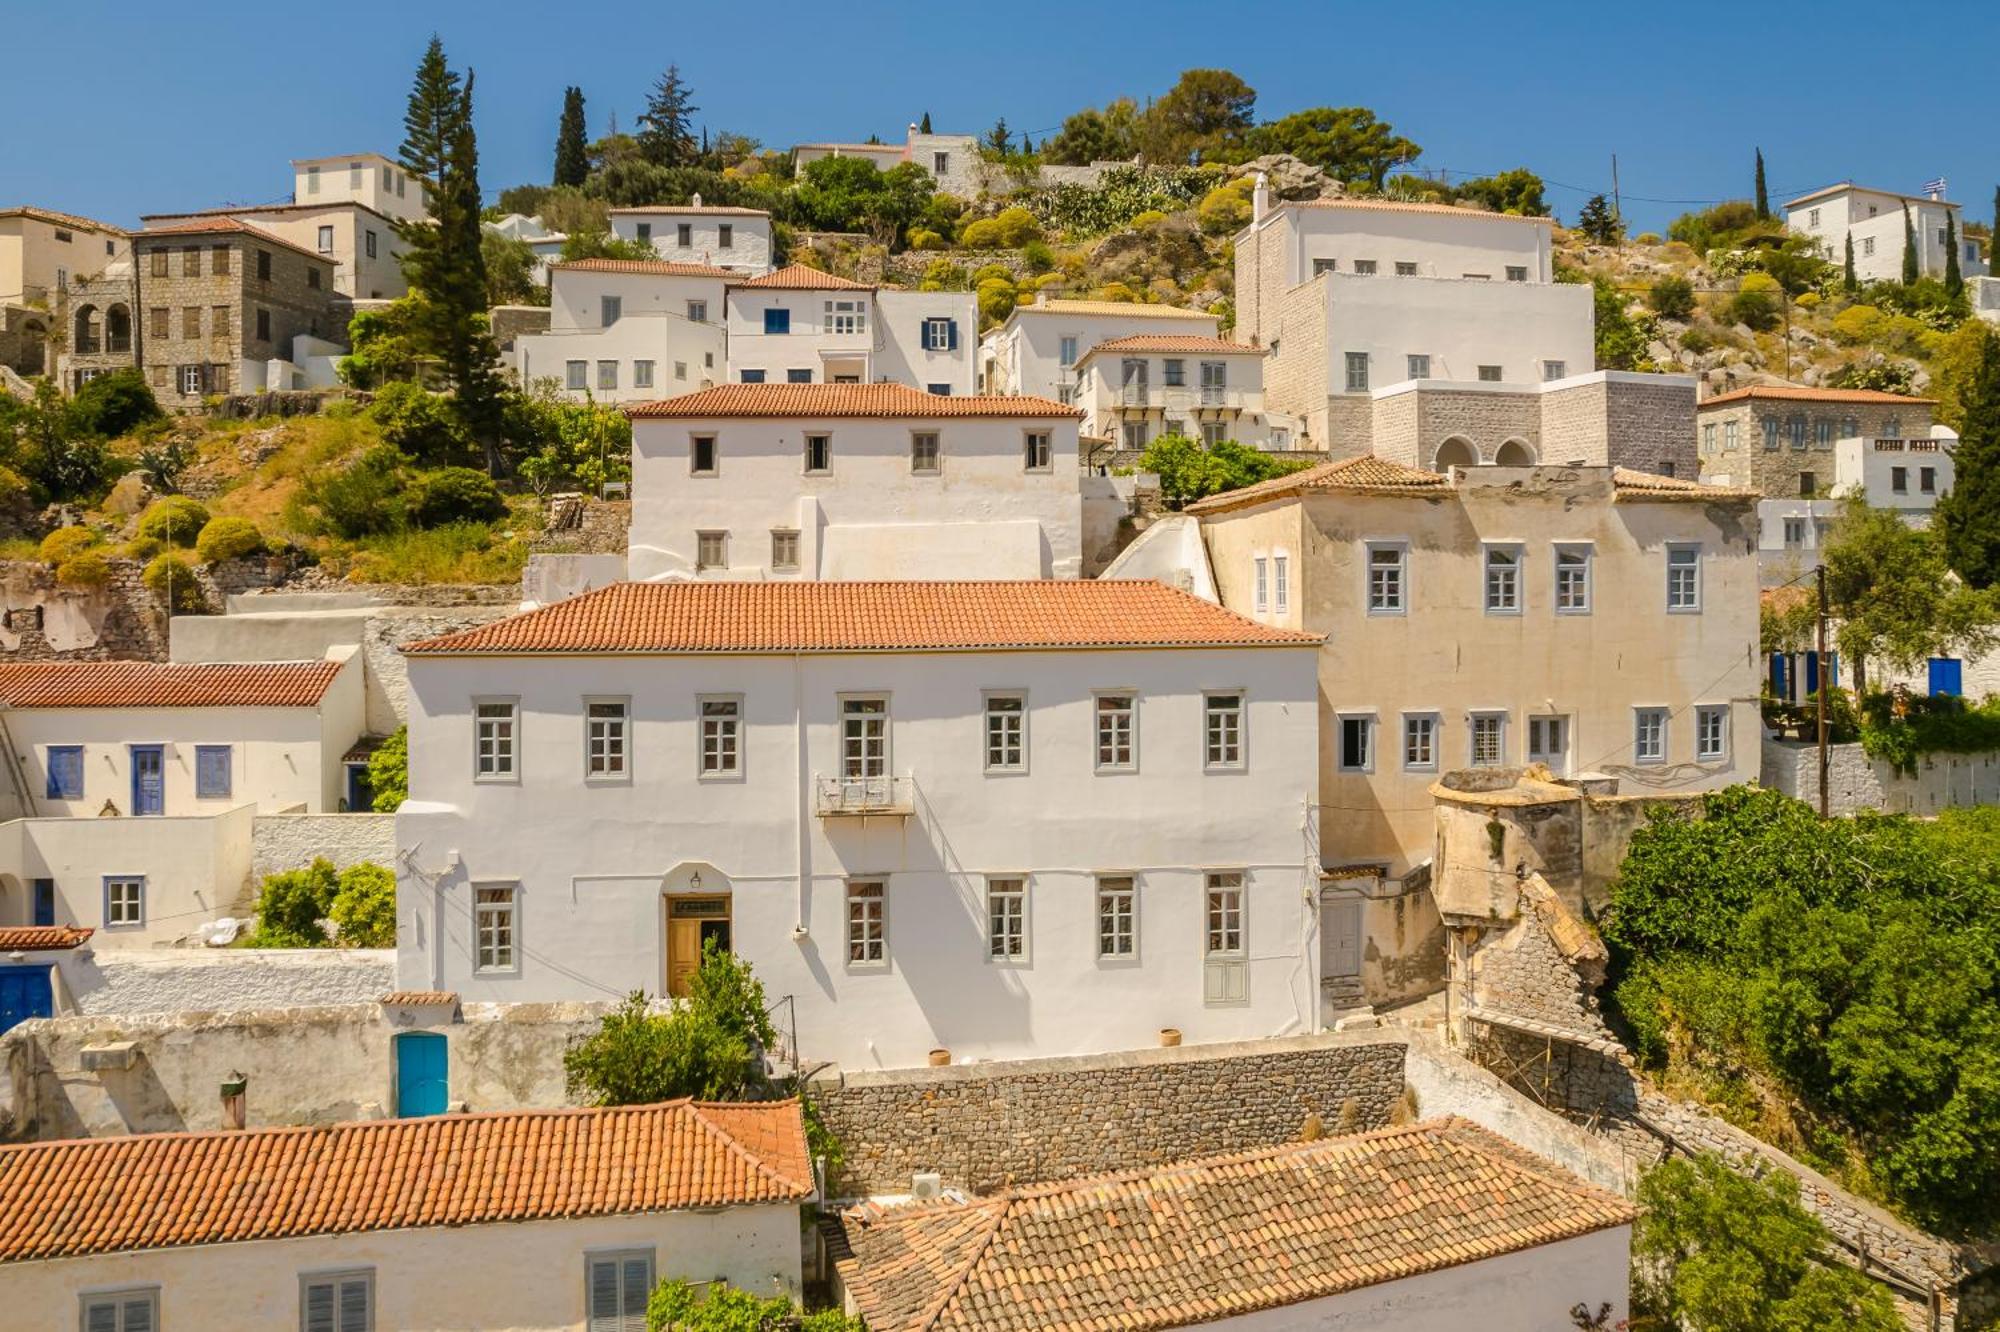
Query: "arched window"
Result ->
[[73, 304, 100, 355], [1432, 436, 1478, 471], [104, 305, 132, 354], [1494, 438, 1537, 466]]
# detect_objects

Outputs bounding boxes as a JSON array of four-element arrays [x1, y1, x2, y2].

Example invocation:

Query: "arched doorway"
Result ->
[[1432, 436, 1478, 471], [15, 318, 47, 375], [1494, 438, 1537, 466], [104, 304, 132, 354], [73, 304, 100, 354]]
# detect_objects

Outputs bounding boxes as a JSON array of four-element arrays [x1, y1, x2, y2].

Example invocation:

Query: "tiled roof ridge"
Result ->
[[914, 1200, 1011, 1332], [0, 659, 343, 709], [2, 205, 130, 235], [685, 1098, 814, 1198], [139, 216, 332, 263]]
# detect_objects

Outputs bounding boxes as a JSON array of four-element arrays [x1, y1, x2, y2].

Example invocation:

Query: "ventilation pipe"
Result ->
[[1252, 172, 1271, 223]]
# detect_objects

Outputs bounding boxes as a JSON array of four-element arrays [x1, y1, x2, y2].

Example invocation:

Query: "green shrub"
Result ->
[[958, 217, 1003, 248], [906, 228, 945, 251], [409, 467, 507, 528], [38, 526, 98, 564], [121, 535, 163, 562], [1197, 186, 1251, 236], [1648, 275, 1696, 320], [1728, 288, 1780, 331], [991, 206, 1040, 246], [300, 446, 405, 538], [1019, 239, 1055, 274], [367, 727, 408, 813], [1129, 209, 1169, 230], [136, 495, 210, 547], [1738, 271, 1781, 296], [564, 949, 776, 1106], [370, 381, 472, 467], [194, 516, 266, 564], [646, 1282, 865, 1332], [328, 863, 396, 947], [1832, 304, 1886, 345], [54, 550, 112, 588], [976, 279, 1017, 326], [68, 369, 164, 439], [1139, 435, 1316, 506], [141, 553, 207, 613], [249, 858, 339, 947], [1679, 326, 1716, 355]]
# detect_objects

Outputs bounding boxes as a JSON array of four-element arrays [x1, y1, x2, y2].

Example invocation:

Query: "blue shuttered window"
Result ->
[[46, 746, 83, 799], [195, 745, 232, 799]]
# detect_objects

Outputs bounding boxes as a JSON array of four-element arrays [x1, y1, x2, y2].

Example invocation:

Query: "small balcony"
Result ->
[[815, 774, 914, 818], [1120, 385, 1150, 406]]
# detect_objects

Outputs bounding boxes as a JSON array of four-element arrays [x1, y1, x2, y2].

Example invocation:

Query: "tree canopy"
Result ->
[[1936, 327, 2000, 588], [1824, 496, 1998, 693], [553, 86, 588, 187], [636, 65, 699, 168], [1248, 107, 1420, 190]]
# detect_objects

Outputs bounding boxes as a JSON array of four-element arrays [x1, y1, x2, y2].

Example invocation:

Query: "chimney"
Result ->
[[690, 192, 703, 208], [220, 1071, 247, 1129], [1252, 172, 1271, 223], [908, 122, 919, 138], [1036, 290, 1050, 307]]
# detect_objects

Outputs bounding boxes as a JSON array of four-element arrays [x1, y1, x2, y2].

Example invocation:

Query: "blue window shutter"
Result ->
[[46, 746, 81, 800], [196, 745, 232, 798], [1770, 654, 1786, 700], [947, 319, 959, 351]]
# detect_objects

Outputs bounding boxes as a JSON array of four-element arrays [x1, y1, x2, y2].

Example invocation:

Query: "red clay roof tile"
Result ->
[[730, 264, 873, 290], [1078, 334, 1263, 357], [551, 257, 738, 278], [626, 382, 1078, 419], [1698, 384, 1934, 408], [0, 661, 343, 709], [0, 926, 92, 951]]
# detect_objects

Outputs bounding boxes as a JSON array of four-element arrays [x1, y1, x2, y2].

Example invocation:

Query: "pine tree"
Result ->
[[1754, 148, 1770, 219], [396, 36, 461, 190], [1937, 331, 2000, 588], [1576, 193, 1622, 246], [919, 110, 932, 134], [1844, 231, 1858, 294], [1945, 210, 1964, 298], [1902, 203, 1920, 285], [636, 65, 698, 167], [984, 118, 1010, 156], [552, 86, 588, 188]]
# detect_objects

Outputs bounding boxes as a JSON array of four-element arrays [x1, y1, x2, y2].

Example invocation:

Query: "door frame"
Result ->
[[664, 892, 733, 998], [129, 743, 166, 816], [392, 1029, 449, 1118], [1527, 714, 1570, 776]]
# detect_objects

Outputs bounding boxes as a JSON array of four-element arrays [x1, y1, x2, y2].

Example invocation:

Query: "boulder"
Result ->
[[1226, 154, 1341, 201]]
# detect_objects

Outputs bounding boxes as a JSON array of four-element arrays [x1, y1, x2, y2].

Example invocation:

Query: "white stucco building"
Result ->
[[513, 257, 732, 403], [1786, 182, 1990, 285], [610, 202, 775, 276], [1072, 333, 1291, 450], [292, 152, 428, 226], [793, 125, 986, 200], [626, 381, 1085, 581], [980, 296, 1221, 402], [0, 1098, 814, 1331], [1748, 427, 1957, 586], [724, 266, 975, 393], [1235, 188, 1594, 454], [394, 579, 1323, 1071]]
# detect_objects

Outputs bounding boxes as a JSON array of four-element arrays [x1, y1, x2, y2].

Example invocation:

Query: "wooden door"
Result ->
[[666, 917, 703, 998]]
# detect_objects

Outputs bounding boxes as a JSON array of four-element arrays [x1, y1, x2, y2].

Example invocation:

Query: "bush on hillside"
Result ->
[[54, 550, 112, 588], [136, 495, 209, 546], [68, 369, 164, 439], [38, 526, 98, 565], [958, 217, 1003, 248], [410, 467, 507, 528], [141, 552, 207, 613], [991, 206, 1041, 246], [298, 446, 406, 539], [194, 516, 266, 564], [370, 380, 473, 468], [1648, 275, 1696, 320]]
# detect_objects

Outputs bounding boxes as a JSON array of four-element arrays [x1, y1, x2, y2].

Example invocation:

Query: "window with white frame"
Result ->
[[633, 360, 654, 388], [1554, 544, 1592, 613], [1202, 421, 1228, 446], [1312, 257, 1337, 276], [689, 435, 717, 475], [1204, 693, 1244, 769], [1205, 870, 1245, 1000], [804, 434, 831, 473], [1666, 544, 1701, 611], [1395, 261, 1418, 276], [600, 295, 622, 327], [475, 700, 516, 777], [474, 884, 517, 972], [1095, 694, 1135, 770], [1406, 353, 1431, 380], [1762, 417, 1781, 451], [770, 529, 800, 571], [695, 530, 727, 571], [81, 1289, 159, 1332], [1542, 360, 1566, 381], [1506, 265, 1529, 282], [565, 360, 587, 390], [1701, 423, 1716, 454], [1484, 545, 1522, 613], [597, 360, 618, 391], [984, 694, 1025, 771], [1783, 517, 1806, 548], [676, 223, 693, 247], [1695, 705, 1728, 761], [317, 224, 335, 254], [1367, 542, 1405, 613], [1344, 351, 1370, 392], [718, 224, 733, 248], [1634, 708, 1668, 764], [1469, 712, 1507, 767], [1338, 715, 1373, 772], [1724, 419, 1740, 450], [1478, 364, 1503, 381], [1353, 259, 1378, 275], [846, 880, 886, 965], [910, 431, 940, 473], [1058, 335, 1078, 366], [1253, 556, 1268, 612], [921, 316, 955, 351], [1023, 431, 1051, 471], [586, 1250, 654, 1332], [1096, 876, 1136, 959], [824, 299, 866, 334], [688, 696, 742, 777], [687, 299, 707, 323], [987, 877, 1026, 961], [842, 697, 889, 778], [1273, 554, 1289, 614], [301, 1268, 374, 1332], [1403, 713, 1438, 770], [586, 700, 628, 777], [105, 875, 145, 928]]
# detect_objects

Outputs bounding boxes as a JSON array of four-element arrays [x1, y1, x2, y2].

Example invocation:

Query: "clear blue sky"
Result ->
[[7, 0, 1996, 237]]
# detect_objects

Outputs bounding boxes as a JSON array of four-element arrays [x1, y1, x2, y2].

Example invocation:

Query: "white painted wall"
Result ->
[[611, 209, 773, 275], [7, 1203, 803, 1332], [1256, 202, 1556, 288], [293, 154, 427, 226], [1787, 188, 1989, 284], [396, 643, 1322, 1070], [724, 288, 975, 393], [1319, 272, 1595, 393], [1075, 349, 1279, 447], [628, 411, 1086, 581], [0, 803, 256, 945], [53, 947, 394, 1016], [1834, 433, 1954, 517], [981, 306, 1220, 400], [516, 317, 725, 404], [548, 268, 727, 335]]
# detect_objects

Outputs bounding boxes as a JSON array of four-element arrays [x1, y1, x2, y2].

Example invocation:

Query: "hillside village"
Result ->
[[3, 41, 2000, 1332]]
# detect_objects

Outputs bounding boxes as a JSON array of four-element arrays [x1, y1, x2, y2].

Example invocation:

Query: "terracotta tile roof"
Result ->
[[551, 257, 737, 279], [141, 199, 393, 226], [1012, 299, 1215, 321], [0, 206, 128, 236], [1279, 197, 1556, 224], [1698, 383, 1934, 408], [627, 382, 1079, 420], [0, 660, 344, 709], [836, 1117, 1634, 1332], [0, 926, 92, 951], [1078, 334, 1264, 358], [138, 217, 333, 265], [1185, 454, 1449, 515], [404, 581, 1320, 656], [1610, 467, 1760, 502], [607, 204, 771, 217], [730, 264, 874, 290], [0, 1098, 811, 1262], [379, 990, 458, 1006]]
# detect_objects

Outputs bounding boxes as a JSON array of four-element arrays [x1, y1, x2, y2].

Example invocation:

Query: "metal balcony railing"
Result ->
[[815, 773, 914, 816]]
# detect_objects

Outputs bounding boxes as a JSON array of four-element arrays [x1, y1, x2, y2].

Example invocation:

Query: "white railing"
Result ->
[[814, 774, 914, 816]]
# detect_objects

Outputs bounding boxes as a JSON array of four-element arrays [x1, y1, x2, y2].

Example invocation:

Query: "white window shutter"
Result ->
[[305, 1280, 337, 1332], [588, 1260, 620, 1332], [1204, 958, 1247, 1004], [123, 1297, 155, 1332], [339, 1277, 370, 1332], [85, 1302, 119, 1332]]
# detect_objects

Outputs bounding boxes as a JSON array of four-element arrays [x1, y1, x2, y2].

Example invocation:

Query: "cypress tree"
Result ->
[[1936, 331, 2000, 588], [553, 86, 588, 187], [1754, 148, 1769, 219], [1945, 210, 1963, 298], [919, 110, 932, 134], [1901, 202, 1920, 285], [636, 65, 699, 167], [1844, 231, 1858, 293]]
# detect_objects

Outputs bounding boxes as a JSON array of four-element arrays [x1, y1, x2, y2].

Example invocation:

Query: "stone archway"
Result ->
[[73, 304, 101, 354], [1432, 436, 1478, 471], [104, 304, 132, 354], [1494, 437, 1537, 466]]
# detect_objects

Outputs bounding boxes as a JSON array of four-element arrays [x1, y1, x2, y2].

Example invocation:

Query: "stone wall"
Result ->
[[0, 559, 166, 660], [1594, 377, 1698, 477], [810, 1032, 1406, 1195], [1761, 734, 2000, 815], [59, 949, 394, 1018], [250, 814, 395, 879], [132, 232, 338, 407], [1697, 399, 1929, 496]]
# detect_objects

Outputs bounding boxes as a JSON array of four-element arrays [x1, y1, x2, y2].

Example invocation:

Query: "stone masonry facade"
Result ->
[[1370, 376, 1698, 477], [133, 230, 339, 408], [1697, 396, 1934, 497]]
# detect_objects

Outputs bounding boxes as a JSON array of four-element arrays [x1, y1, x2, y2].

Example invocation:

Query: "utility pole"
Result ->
[[1816, 563, 1830, 818], [1610, 154, 1622, 226]]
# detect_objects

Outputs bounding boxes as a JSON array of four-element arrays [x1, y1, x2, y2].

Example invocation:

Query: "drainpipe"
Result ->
[[794, 653, 810, 936]]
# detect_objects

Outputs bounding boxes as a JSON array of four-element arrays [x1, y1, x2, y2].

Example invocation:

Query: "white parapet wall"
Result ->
[[1760, 734, 2000, 815], [56, 948, 395, 1017]]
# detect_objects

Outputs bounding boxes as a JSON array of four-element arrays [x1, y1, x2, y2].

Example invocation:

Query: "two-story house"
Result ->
[[980, 296, 1221, 403], [1071, 335, 1285, 450], [512, 257, 732, 403], [625, 382, 1083, 580], [1696, 384, 1936, 498], [1786, 182, 1990, 285], [393, 579, 1322, 1070], [611, 201, 775, 276], [723, 266, 974, 393], [142, 200, 406, 301]]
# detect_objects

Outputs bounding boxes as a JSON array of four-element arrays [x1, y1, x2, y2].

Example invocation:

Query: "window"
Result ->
[[1205, 693, 1244, 769], [1862, 236, 1876, 257], [596, 360, 618, 391], [1273, 554, 1289, 614], [1634, 708, 1668, 764], [600, 296, 622, 327], [317, 224, 335, 254], [473, 884, 517, 972], [842, 698, 889, 778], [183, 306, 201, 339], [1542, 360, 1566, 381], [1883, 416, 1903, 439], [105, 875, 145, 928], [1762, 417, 1781, 451], [1344, 351, 1370, 392], [586, 1250, 654, 1332], [307, 267, 321, 290], [927, 383, 951, 396], [81, 1289, 159, 1332], [301, 1269, 374, 1332], [1787, 414, 1808, 450], [1402, 714, 1439, 770], [148, 307, 169, 339], [921, 316, 957, 351], [1253, 556, 1268, 612], [586, 700, 628, 777], [1023, 431, 1051, 471], [305, 164, 321, 194], [1807, 207, 1821, 227], [257, 249, 272, 281], [1395, 261, 1418, 276], [1702, 422, 1716, 454], [1469, 712, 1507, 767], [1666, 544, 1701, 612], [824, 299, 866, 335], [910, 431, 940, 473], [365, 229, 377, 259], [699, 697, 741, 775], [846, 881, 886, 966], [1406, 353, 1431, 380], [1921, 466, 1936, 494], [195, 745, 232, 798], [180, 365, 204, 396], [687, 299, 707, 323], [805, 434, 831, 473], [565, 360, 587, 390], [984, 694, 1025, 771], [695, 530, 727, 570], [1484, 544, 1522, 613], [770, 529, 800, 571], [1312, 258, 1337, 276], [150, 248, 169, 277], [634, 360, 654, 388], [182, 245, 201, 276], [987, 878, 1025, 961], [253, 308, 271, 343], [1783, 517, 1806, 548], [1891, 465, 1909, 493], [1478, 364, 1503, 381], [1205, 871, 1245, 1003], [1163, 358, 1186, 387], [635, 222, 652, 242], [674, 361, 687, 381], [1554, 544, 1591, 614], [1815, 418, 1834, 449], [1696, 705, 1728, 762], [933, 151, 950, 174], [1353, 259, 1378, 275], [1367, 542, 1405, 614], [739, 369, 765, 383], [475, 700, 517, 778], [717, 224, 733, 249], [1506, 265, 1528, 282], [763, 308, 790, 334], [1122, 421, 1149, 450], [1724, 419, 1740, 451], [1201, 421, 1228, 446], [1841, 415, 1859, 439], [690, 435, 717, 475], [1095, 694, 1135, 770], [785, 368, 813, 383], [1096, 876, 1136, 959], [1338, 714, 1373, 772], [45, 745, 83, 800], [676, 223, 693, 247], [1798, 471, 1816, 498], [1058, 335, 1078, 366]]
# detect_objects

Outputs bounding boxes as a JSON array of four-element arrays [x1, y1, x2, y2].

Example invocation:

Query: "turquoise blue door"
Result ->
[[130, 745, 165, 816], [1929, 657, 1964, 697], [394, 1031, 448, 1117], [0, 966, 53, 1033]]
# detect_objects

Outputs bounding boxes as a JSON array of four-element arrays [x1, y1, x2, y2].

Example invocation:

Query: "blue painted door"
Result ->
[[0, 967, 52, 1033], [395, 1031, 448, 1118], [1929, 657, 1964, 697], [31, 880, 54, 927], [345, 763, 372, 813], [130, 745, 165, 816]]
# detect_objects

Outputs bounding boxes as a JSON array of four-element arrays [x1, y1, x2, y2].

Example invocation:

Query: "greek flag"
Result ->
[[1921, 176, 1948, 197]]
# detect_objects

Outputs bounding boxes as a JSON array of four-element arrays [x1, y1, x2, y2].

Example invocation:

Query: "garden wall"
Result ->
[[57, 948, 394, 1017], [1760, 735, 2000, 815], [250, 813, 395, 880]]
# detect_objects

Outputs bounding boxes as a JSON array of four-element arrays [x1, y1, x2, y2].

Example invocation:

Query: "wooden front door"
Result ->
[[665, 896, 731, 998]]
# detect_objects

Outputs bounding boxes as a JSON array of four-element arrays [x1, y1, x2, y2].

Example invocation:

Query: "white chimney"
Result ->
[[691, 192, 703, 208], [1252, 172, 1271, 223]]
